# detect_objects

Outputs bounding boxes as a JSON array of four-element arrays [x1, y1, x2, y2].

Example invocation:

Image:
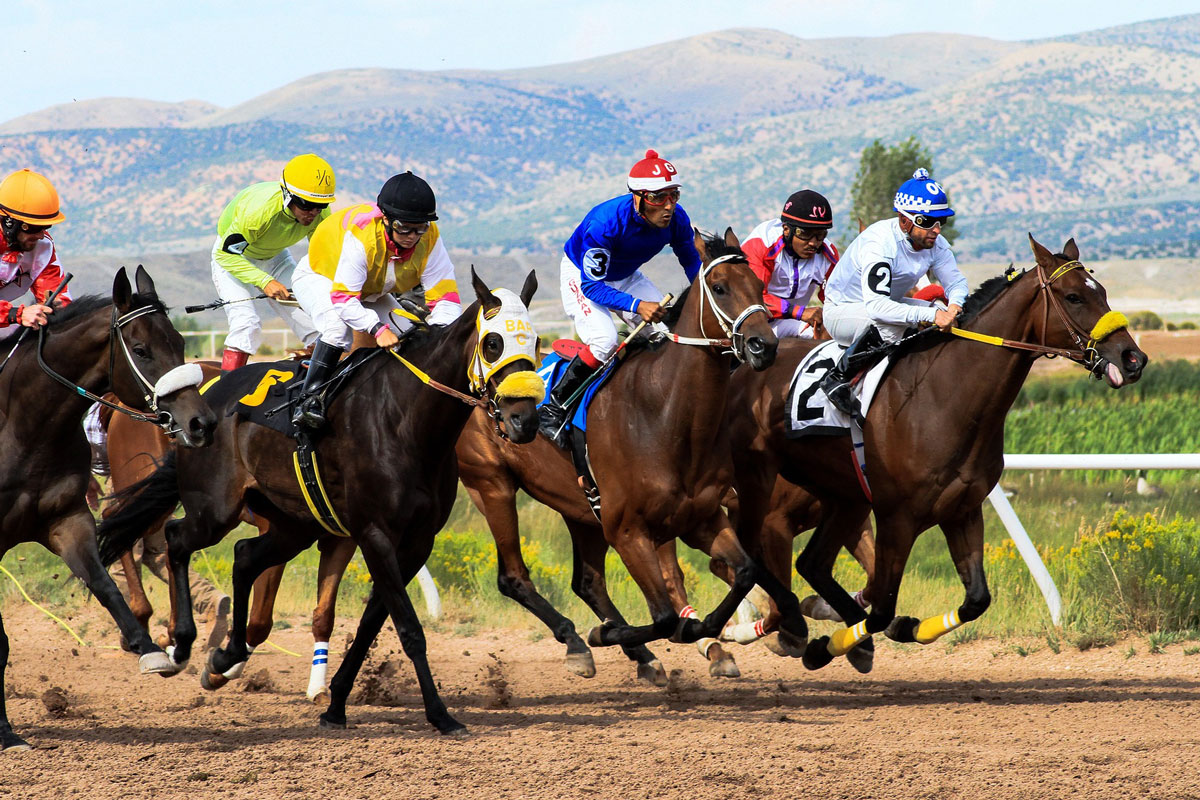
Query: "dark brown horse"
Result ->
[[727, 236, 1148, 670], [0, 267, 216, 751], [96, 270, 543, 735]]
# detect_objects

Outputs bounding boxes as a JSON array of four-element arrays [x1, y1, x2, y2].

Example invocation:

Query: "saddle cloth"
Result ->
[[784, 340, 891, 438], [536, 351, 618, 434]]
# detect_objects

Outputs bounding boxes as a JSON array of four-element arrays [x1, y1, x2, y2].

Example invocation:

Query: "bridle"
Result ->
[[668, 253, 769, 362], [948, 259, 1129, 377], [37, 304, 203, 436]]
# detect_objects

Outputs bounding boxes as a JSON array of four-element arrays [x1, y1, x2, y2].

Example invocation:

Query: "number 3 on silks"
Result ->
[[583, 248, 611, 279], [240, 369, 296, 407], [867, 262, 892, 297]]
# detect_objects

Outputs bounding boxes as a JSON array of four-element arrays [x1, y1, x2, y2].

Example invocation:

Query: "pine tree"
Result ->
[[849, 137, 957, 245]]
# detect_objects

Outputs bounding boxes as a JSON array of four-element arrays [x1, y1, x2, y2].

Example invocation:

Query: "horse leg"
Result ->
[[46, 510, 174, 674], [307, 535, 356, 703], [567, 520, 667, 686], [204, 529, 313, 687], [656, 541, 740, 678], [320, 587, 389, 730], [465, 481, 592, 676], [885, 506, 990, 645], [115, 549, 152, 652], [355, 526, 464, 735], [0, 609, 31, 752]]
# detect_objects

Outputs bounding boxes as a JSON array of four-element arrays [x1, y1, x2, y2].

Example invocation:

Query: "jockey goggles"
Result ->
[[790, 226, 828, 242], [900, 210, 948, 230], [636, 188, 680, 207], [389, 219, 431, 238], [16, 221, 51, 234], [290, 196, 330, 213]]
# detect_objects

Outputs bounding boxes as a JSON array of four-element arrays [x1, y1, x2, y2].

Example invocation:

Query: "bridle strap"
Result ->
[[670, 253, 768, 357]]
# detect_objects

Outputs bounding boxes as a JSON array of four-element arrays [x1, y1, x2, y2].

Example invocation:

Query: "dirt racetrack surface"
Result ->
[[1, 603, 1199, 799]]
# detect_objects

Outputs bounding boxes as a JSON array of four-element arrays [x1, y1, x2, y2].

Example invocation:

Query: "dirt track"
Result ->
[[2, 603, 1199, 799]]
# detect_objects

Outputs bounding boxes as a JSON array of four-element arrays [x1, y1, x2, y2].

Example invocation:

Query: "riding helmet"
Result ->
[[377, 172, 438, 223]]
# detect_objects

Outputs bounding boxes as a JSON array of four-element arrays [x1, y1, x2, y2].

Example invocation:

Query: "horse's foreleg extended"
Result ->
[[320, 587, 388, 730], [657, 540, 739, 677], [0, 610, 30, 751], [116, 549, 153, 643], [163, 517, 200, 669], [307, 535, 356, 702], [887, 506, 990, 645], [586, 524, 680, 649]]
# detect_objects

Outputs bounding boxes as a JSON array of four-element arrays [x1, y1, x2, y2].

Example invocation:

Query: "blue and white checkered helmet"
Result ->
[[893, 168, 954, 219]]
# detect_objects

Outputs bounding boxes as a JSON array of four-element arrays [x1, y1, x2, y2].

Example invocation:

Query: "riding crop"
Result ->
[[0, 271, 73, 375]]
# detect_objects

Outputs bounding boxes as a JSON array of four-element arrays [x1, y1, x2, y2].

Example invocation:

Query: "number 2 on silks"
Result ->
[[795, 357, 837, 421], [867, 263, 892, 296], [584, 248, 610, 279]]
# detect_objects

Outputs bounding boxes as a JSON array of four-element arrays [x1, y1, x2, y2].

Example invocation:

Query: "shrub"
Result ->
[[1126, 310, 1164, 330]]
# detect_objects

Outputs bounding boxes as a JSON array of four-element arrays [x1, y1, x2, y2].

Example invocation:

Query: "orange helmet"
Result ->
[[0, 169, 66, 226]]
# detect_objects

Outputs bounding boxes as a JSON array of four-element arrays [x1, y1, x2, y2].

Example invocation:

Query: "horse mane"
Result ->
[[895, 266, 1028, 357], [45, 292, 167, 328], [661, 230, 747, 330]]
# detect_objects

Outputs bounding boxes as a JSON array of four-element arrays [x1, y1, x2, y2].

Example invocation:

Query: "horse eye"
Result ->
[[1065, 293, 1083, 304], [483, 332, 504, 359], [133, 344, 150, 358], [712, 283, 727, 296]]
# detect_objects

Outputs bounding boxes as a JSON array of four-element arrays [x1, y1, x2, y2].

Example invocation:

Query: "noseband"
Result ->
[[668, 254, 769, 362]]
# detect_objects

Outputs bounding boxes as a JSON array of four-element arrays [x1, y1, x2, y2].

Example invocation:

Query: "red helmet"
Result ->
[[627, 149, 682, 192]]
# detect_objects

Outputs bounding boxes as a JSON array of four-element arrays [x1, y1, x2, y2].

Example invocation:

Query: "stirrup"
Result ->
[[538, 404, 569, 445], [292, 398, 326, 430], [824, 383, 865, 427]]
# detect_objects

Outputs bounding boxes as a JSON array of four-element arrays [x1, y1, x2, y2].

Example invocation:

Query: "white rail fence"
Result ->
[[994, 454, 1200, 625]]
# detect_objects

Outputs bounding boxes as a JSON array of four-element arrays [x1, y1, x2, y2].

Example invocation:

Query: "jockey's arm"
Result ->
[[215, 201, 276, 289], [420, 237, 462, 326], [669, 213, 702, 283], [860, 258, 938, 328], [31, 259, 72, 308], [741, 236, 789, 319], [928, 247, 969, 311], [330, 232, 387, 339]]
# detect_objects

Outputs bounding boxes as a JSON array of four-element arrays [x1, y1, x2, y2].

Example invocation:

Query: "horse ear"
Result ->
[[1027, 234, 1055, 270], [134, 264, 157, 298], [113, 267, 132, 312], [1062, 238, 1079, 261], [723, 227, 741, 249], [693, 227, 708, 262], [519, 269, 537, 308], [471, 266, 500, 313]]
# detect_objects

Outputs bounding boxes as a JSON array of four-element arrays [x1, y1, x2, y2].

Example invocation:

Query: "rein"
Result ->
[[668, 253, 769, 360], [948, 260, 1129, 375]]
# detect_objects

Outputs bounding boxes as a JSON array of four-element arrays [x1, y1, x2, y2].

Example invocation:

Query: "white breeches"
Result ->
[[210, 244, 317, 353], [823, 299, 930, 346], [559, 255, 662, 361]]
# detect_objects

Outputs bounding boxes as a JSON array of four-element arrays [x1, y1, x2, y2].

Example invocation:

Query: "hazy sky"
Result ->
[[6, 0, 1196, 121]]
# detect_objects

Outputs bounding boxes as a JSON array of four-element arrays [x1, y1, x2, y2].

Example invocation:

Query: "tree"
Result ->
[[849, 137, 957, 245]]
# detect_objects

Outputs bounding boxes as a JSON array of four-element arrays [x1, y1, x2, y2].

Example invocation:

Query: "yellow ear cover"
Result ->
[[1090, 311, 1129, 342], [494, 370, 545, 402]]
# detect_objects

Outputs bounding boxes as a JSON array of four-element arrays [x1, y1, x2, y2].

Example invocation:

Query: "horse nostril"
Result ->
[[747, 337, 766, 354]]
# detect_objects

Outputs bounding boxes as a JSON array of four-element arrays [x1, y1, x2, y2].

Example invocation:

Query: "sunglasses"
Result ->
[[902, 210, 947, 230], [790, 227, 828, 243], [290, 197, 330, 213], [389, 220, 430, 238], [18, 222, 51, 234], [637, 188, 680, 207]]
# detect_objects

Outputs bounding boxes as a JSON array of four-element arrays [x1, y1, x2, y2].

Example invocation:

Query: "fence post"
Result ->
[[986, 484, 1062, 625]]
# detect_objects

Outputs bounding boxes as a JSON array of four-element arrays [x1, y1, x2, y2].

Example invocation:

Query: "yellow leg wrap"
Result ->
[[827, 620, 870, 656], [913, 610, 963, 644]]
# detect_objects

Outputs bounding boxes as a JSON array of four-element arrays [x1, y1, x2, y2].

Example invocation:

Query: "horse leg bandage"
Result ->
[[307, 641, 330, 701], [720, 618, 767, 644], [913, 610, 963, 644], [827, 620, 870, 656]]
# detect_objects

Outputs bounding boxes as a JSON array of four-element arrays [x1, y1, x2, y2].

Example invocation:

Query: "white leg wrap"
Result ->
[[307, 641, 330, 701], [697, 637, 720, 659], [720, 618, 767, 644]]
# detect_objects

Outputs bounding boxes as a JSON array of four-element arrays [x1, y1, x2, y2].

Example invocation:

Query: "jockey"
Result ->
[[211, 154, 335, 372], [539, 149, 702, 440], [819, 168, 968, 423], [742, 189, 838, 339], [0, 168, 72, 340], [290, 171, 461, 429]]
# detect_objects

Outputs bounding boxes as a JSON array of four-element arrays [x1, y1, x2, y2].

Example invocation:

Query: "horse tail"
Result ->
[[95, 451, 180, 567]]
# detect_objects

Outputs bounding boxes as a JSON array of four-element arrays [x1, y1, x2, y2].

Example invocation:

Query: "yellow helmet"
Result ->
[[0, 168, 66, 225], [280, 154, 336, 205]]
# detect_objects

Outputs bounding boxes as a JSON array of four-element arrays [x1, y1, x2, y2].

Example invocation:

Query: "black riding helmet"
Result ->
[[377, 171, 438, 223]]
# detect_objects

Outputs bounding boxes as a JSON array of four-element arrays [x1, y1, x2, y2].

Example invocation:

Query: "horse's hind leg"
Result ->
[[656, 541, 740, 678], [569, 520, 667, 685], [321, 587, 389, 730], [356, 526, 463, 735], [0, 609, 31, 751], [306, 535, 356, 703], [886, 505, 990, 645], [586, 522, 687, 650], [47, 510, 173, 674], [114, 549, 153, 651]]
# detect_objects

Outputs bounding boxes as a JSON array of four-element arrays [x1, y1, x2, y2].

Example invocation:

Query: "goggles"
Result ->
[[17, 221, 51, 234], [290, 196, 330, 213], [790, 226, 828, 243], [900, 210, 948, 230], [637, 188, 680, 207], [389, 220, 431, 238]]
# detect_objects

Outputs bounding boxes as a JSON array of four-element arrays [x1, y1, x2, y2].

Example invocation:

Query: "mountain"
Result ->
[[3, 16, 1200, 266]]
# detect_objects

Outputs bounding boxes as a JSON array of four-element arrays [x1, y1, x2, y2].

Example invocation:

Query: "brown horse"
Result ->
[[96, 270, 542, 734], [0, 267, 216, 751], [727, 236, 1148, 670]]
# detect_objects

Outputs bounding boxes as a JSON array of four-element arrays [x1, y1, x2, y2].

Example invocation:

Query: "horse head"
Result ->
[[111, 266, 217, 446], [1026, 235, 1148, 387], [688, 228, 778, 371], [467, 267, 543, 443]]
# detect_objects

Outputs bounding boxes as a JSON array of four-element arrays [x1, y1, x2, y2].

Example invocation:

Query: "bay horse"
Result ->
[[0, 266, 216, 752], [726, 236, 1148, 670], [96, 270, 542, 734]]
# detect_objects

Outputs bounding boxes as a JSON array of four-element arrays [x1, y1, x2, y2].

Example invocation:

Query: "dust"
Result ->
[[40, 686, 69, 717], [479, 653, 511, 709], [353, 655, 415, 707], [241, 669, 277, 694]]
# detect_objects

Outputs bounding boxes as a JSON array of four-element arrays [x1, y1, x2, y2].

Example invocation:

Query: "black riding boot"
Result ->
[[538, 355, 596, 445], [292, 339, 343, 431], [819, 327, 887, 426]]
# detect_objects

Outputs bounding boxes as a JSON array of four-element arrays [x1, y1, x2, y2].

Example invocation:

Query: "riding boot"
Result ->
[[538, 355, 596, 445], [291, 339, 343, 431], [221, 347, 250, 374], [819, 327, 887, 426]]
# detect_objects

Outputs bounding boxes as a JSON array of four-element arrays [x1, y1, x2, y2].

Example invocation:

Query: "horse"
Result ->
[[96, 269, 543, 734], [0, 266, 216, 752], [726, 236, 1148, 671]]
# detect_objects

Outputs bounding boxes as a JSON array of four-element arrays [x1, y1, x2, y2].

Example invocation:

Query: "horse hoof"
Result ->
[[307, 686, 331, 705], [205, 647, 247, 681], [438, 721, 470, 738], [846, 642, 875, 674], [200, 670, 229, 691], [775, 629, 808, 658], [585, 625, 607, 648], [799, 594, 844, 623], [708, 655, 741, 678], [802, 636, 835, 671], [761, 632, 789, 657], [1, 736, 32, 753], [636, 659, 668, 687], [139, 651, 177, 675], [884, 616, 919, 643], [319, 714, 347, 730], [565, 650, 597, 678]]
